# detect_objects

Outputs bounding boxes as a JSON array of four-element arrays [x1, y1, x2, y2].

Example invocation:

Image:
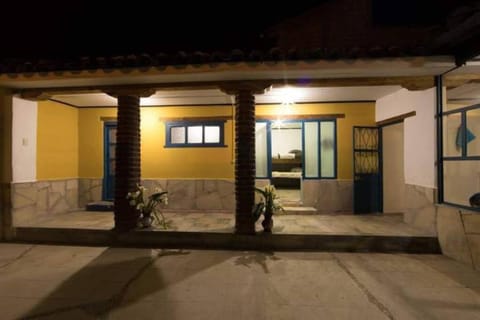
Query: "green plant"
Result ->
[[253, 184, 284, 222], [126, 184, 169, 229]]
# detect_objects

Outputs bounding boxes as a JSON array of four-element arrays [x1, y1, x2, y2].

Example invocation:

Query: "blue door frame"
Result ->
[[102, 122, 117, 201]]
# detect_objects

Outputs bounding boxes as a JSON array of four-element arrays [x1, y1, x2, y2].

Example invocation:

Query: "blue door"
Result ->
[[103, 122, 117, 201], [353, 126, 382, 214]]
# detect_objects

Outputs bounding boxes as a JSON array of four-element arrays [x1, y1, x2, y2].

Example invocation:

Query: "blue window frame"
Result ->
[[165, 121, 226, 147], [438, 73, 480, 211], [303, 119, 337, 179], [255, 119, 337, 179], [102, 122, 117, 201]]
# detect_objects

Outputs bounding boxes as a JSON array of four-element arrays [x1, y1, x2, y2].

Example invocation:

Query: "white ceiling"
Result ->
[[51, 85, 404, 107]]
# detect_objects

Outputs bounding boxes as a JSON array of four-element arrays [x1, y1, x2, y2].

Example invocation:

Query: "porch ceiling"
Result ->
[[50, 86, 403, 107]]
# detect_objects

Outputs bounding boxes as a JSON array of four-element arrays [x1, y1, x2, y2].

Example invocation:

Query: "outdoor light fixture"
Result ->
[[279, 86, 297, 106]]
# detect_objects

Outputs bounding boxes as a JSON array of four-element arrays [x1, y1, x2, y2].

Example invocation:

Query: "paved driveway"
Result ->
[[0, 244, 479, 319]]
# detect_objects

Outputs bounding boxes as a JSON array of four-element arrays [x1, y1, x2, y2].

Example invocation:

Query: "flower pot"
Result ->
[[261, 216, 273, 233], [262, 208, 273, 233], [139, 215, 154, 228]]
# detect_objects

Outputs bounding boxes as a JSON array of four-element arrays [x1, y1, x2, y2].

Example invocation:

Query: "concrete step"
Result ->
[[283, 206, 317, 215], [86, 201, 114, 212], [12, 227, 442, 254], [279, 200, 303, 207]]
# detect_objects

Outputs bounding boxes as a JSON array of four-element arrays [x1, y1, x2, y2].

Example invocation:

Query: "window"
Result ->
[[442, 104, 480, 208], [165, 121, 225, 147], [255, 119, 336, 179], [305, 120, 337, 179]]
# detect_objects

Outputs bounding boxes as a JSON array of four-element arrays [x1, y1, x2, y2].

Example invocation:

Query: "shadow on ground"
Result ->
[[21, 248, 197, 319]]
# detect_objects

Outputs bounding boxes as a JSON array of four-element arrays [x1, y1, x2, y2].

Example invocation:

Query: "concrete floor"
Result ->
[[16, 211, 433, 236], [0, 244, 479, 319]]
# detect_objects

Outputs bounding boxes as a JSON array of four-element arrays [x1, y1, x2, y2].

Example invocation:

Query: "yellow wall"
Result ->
[[78, 106, 235, 179], [78, 108, 117, 178], [37, 100, 78, 179], [256, 103, 375, 179], [141, 107, 234, 179], [39, 102, 374, 180]]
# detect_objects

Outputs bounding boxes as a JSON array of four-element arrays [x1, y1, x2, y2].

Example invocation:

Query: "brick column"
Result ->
[[107, 88, 154, 231], [114, 94, 141, 231], [0, 89, 13, 240], [234, 90, 256, 234], [221, 82, 271, 234]]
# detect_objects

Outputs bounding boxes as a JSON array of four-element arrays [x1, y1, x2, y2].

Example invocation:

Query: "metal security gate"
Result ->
[[353, 126, 382, 214]]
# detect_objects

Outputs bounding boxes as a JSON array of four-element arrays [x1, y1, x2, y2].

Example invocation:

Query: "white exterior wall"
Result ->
[[376, 88, 436, 188], [12, 97, 37, 183]]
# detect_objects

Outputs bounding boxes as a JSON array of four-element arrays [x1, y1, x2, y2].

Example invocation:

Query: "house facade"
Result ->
[[1, 0, 480, 268]]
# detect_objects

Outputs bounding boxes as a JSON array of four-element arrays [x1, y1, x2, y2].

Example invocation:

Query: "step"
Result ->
[[279, 200, 303, 207], [283, 206, 317, 215], [86, 201, 114, 211], [12, 227, 442, 254]]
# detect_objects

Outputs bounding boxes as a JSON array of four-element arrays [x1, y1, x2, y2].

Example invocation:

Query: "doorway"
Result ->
[[102, 122, 117, 201], [270, 121, 303, 202], [353, 126, 382, 214], [382, 122, 405, 213]]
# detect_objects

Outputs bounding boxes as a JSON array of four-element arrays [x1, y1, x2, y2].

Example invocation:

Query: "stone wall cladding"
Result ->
[[302, 180, 353, 213], [437, 206, 480, 271], [142, 179, 235, 212], [404, 184, 437, 235], [78, 178, 103, 208], [12, 179, 79, 225]]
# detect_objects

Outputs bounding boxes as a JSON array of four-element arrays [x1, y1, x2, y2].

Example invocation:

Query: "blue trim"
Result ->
[[165, 120, 226, 148], [102, 122, 117, 201], [301, 121, 306, 179], [333, 118, 338, 179], [263, 118, 337, 180]]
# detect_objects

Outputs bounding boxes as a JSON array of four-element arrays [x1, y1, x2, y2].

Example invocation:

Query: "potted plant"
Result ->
[[253, 184, 284, 233], [126, 184, 169, 229]]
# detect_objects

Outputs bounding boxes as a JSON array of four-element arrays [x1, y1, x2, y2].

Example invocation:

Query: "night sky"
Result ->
[[0, 0, 475, 60]]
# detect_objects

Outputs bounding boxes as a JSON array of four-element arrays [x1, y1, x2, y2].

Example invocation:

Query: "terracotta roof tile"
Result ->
[[0, 45, 444, 75]]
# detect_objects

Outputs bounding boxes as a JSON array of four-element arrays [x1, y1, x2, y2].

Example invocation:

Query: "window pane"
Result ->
[[109, 159, 115, 175], [109, 145, 116, 159], [204, 126, 220, 143], [304, 122, 318, 177], [255, 122, 268, 177], [187, 126, 203, 143], [320, 122, 335, 177], [466, 109, 480, 156], [443, 113, 462, 157], [170, 127, 185, 144], [444, 160, 480, 206], [109, 128, 117, 143]]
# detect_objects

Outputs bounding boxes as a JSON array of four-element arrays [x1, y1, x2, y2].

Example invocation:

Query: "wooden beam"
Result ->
[[100, 116, 117, 122], [15, 76, 440, 98], [159, 116, 232, 122], [256, 114, 345, 121], [376, 111, 416, 127]]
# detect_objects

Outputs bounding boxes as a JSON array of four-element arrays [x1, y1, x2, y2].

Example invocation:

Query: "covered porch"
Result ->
[[1, 57, 452, 250]]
